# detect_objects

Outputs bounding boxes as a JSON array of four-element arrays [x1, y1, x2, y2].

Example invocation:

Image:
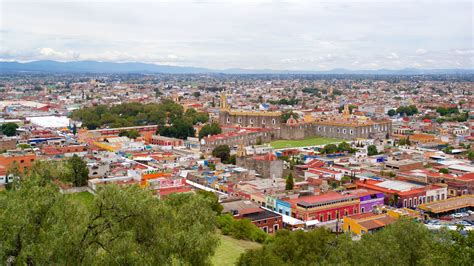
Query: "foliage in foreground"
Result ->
[[217, 214, 268, 243], [237, 219, 474, 266], [0, 177, 219, 265]]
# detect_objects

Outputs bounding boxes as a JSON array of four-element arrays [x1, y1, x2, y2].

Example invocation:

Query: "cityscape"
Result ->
[[0, 0, 473, 265]]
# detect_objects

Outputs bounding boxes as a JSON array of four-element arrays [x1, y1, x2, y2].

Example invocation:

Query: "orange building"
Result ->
[[0, 153, 37, 174]]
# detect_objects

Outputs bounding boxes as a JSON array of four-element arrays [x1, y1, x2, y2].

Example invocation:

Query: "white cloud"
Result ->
[[1, 0, 472, 69], [386, 53, 399, 60], [415, 48, 427, 55]]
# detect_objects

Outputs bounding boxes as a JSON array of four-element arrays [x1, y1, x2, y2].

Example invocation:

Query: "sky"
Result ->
[[1, 0, 473, 70]]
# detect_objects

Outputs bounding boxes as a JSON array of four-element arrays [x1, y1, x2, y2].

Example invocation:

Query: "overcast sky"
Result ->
[[1, 0, 473, 70]]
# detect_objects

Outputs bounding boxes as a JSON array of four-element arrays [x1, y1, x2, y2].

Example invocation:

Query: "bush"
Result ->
[[217, 214, 268, 243]]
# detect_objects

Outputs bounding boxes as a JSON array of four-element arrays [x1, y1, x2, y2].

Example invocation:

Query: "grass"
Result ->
[[66, 191, 94, 208], [211, 234, 261, 266], [270, 136, 342, 149]]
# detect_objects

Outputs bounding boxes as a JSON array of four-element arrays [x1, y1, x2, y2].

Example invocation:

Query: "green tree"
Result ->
[[322, 144, 338, 154], [439, 168, 449, 174], [280, 110, 299, 122], [387, 109, 397, 116], [468, 151, 474, 161], [212, 145, 231, 163], [119, 129, 140, 139], [66, 155, 89, 187], [367, 145, 378, 156], [0, 122, 19, 136], [285, 173, 294, 190], [159, 118, 195, 139], [199, 123, 222, 139], [0, 178, 220, 265], [337, 141, 351, 152], [72, 123, 77, 135]]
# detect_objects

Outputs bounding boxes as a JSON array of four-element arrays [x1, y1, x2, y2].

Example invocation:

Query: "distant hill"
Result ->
[[1, 60, 472, 75], [0, 60, 211, 74]]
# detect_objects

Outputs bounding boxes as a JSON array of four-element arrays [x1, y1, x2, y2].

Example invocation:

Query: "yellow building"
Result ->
[[343, 213, 396, 235]]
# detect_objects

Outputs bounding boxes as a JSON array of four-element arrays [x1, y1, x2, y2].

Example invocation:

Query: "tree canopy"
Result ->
[[71, 101, 208, 130], [396, 105, 419, 116], [199, 123, 222, 139], [0, 177, 219, 265], [0, 122, 19, 136], [212, 145, 234, 164], [237, 218, 474, 266]]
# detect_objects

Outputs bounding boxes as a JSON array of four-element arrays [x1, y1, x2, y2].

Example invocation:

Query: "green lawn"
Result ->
[[270, 137, 342, 149], [66, 191, 94, 208], [211, 234, 261, 266]]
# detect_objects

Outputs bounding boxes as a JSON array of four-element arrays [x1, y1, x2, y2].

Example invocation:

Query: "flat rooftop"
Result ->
[[375, 180, 423, 192]]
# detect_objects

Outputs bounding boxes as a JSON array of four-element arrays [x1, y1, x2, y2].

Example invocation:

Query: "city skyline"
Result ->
[[1, 0, 473, 70]]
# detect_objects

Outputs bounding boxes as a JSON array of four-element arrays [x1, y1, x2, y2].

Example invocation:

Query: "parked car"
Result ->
[[451, 213, 463, 219]]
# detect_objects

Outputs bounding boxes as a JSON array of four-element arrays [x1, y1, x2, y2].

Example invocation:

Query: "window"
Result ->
[[238, 118, 242, 123], [350, 129, 353, 135], [343, 129, 347, 134], [226, 117, 230, 124], [353, 208, 358, 214], [344, 210, 349, 216], [403, 199, 407, 207], [250, 119, 254, 125], [361, 207, 365, 213], [20, 160, 25, 163], [320, 214, 324, 222], [262, 226, 268, 233], [328, 213, 332, 221], [409, 198, 412, 207], [273, 224, 279, 232], [413, 198, 417, 206], [272, 119, 276, 125], [262, 119, 265, 124]]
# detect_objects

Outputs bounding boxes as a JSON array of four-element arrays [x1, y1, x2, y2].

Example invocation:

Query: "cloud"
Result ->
[[1, 1, 472, 69], [415, 48, 427, 55], [386, 53, 399, 60]]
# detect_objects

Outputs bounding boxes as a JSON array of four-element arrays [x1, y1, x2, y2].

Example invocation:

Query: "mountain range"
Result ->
[[1, 60, 472, 75]]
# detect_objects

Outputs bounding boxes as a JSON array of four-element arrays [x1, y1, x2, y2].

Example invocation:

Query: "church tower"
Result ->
[[220, 91, 229, 111], [342, 104, 351, 119], [236, 143, 247, 157]]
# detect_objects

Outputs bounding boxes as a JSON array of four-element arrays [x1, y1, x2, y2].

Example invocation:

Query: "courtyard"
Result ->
[[270, 137, 342, 149]]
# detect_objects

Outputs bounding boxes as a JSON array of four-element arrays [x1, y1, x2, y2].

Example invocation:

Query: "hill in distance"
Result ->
[[1, 60, 472, 75]]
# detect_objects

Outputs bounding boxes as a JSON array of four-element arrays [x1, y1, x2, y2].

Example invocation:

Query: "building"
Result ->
[[0, 137, 17, 151], [343, 213, 397, 235], [218, 92, 282, 128], [218, 92, 391, 141], [236, 150, 283, 179], [356, 179, 447, 208], [221, 199, 283, 233], [149, 135, 184, 147], [201, 127, 277, 153], [418, 195, 474, 218], [0, 153, 36, 174], [398, 170, 474, 197], [283, 191, 360, 222], [345, 189, 385, 214]]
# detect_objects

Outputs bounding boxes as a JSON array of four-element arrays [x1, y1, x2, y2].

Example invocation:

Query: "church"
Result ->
[[218, 92, 392, 141]]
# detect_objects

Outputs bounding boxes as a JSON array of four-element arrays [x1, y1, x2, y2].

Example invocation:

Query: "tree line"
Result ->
[[0, 177, 220, 265], [71, 101, 210, 139], [238, 219, 473, 265]]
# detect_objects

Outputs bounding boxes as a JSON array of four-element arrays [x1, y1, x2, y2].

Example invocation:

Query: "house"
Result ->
[[221, 199, 283, 233], [343, 213, 396, 235]]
